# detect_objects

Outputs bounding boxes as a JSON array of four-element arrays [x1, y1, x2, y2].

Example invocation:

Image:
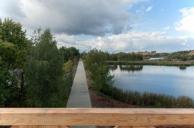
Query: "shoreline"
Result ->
[[85, 70, 136, 108], [106, 60, 194, 66], [85, 70, 194, 128], [85, 67, 194, 108]]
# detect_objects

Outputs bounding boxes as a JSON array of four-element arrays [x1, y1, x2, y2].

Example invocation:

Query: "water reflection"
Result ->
[[110, 65, 194, 100], [179, 66, 187, 70], [108, 64, 117, 71], [108, 64, 143, 72], [119, 65, 143, 72]]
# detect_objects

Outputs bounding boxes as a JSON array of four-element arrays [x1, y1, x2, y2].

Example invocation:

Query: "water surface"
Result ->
[[110, 65, 194, 99]]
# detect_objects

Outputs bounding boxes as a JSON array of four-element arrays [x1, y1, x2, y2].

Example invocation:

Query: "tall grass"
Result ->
[[101, 84, 194, 108]]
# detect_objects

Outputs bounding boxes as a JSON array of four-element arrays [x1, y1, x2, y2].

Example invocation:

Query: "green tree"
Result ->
[[0, 60, 19, 107], [0, 18, 28, 68], [0, 19, 26, 49], [0, 41, 17, 68], [59, 47, 80, 62], [84, 50, 113, 91], [25, 29, 66, 107], [0, 19, 28, 107], [0, 18, 78, 107]]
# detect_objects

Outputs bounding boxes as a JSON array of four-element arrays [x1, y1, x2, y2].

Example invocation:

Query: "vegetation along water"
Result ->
[[83, 50, 194, 108]]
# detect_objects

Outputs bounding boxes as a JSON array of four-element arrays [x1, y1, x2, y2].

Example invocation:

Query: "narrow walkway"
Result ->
[[67, 60, 95, 128], [67, 60, 92, 107]]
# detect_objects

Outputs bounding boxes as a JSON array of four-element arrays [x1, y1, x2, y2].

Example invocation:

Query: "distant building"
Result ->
[[149, 57, 164, 61], [189, 50, 194, 56], [137, 51, 156, 56]]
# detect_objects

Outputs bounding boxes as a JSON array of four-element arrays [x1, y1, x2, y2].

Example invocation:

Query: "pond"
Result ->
[[110, 65, 194, 99]]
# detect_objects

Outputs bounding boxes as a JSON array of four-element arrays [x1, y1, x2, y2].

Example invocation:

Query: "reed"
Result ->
[[101, 84, 194, 108]]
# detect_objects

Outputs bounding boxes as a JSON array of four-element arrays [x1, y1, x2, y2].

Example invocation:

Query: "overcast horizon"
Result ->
[[0, 0, 194, 53]]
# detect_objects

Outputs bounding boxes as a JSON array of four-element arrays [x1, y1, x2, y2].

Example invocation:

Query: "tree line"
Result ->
[[0, 19, 79, 107], [167, 51, 194, 61], [82, 51, 143, 62], [107, 52, 143, 61]]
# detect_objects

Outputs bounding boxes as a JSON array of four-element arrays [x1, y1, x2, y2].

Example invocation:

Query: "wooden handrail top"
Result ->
[[1, 108, 194, 114], [1, 108, 194, 126]]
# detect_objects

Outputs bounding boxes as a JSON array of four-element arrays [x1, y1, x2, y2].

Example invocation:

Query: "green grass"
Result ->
[[100, 84, 194, 108]]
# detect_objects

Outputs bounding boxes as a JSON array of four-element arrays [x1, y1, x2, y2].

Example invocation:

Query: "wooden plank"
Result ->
[[11, 126, 69, 128], [114, 126, 155, 128], [1, 108, 194, 126], [114, 126, 132, 128], [133, 127, 155, 128]]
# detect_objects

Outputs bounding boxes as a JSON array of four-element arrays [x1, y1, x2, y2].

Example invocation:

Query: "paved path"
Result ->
[[67, 60, 95, 128], [67, 60, 92, 107]]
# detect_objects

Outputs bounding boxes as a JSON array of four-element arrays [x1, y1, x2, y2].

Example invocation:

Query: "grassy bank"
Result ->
[[101, 84, 194, 108], [86, 65, 194, 108], [107, 60, 194, 67], [86, 70, 136, 108]]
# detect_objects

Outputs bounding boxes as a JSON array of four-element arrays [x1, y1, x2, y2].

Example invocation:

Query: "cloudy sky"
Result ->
[[0, 0, 194, 52]]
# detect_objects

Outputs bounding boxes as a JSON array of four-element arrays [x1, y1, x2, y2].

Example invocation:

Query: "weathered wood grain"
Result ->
[[1, 108, 194, 126], [11, 125, 69, 128]]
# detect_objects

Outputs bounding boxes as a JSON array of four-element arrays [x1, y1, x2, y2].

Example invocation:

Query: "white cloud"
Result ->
[[57, 31, 194, 52], [145, 6, 152, 12], [176, 7, 194, 34], [1, 0, 193, 52], [55, 33, 91, 51], [0, 0, 144, 36]]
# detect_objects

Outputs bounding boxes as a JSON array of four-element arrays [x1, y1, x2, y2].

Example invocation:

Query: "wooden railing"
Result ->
[[1, 108, 194, 128]]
